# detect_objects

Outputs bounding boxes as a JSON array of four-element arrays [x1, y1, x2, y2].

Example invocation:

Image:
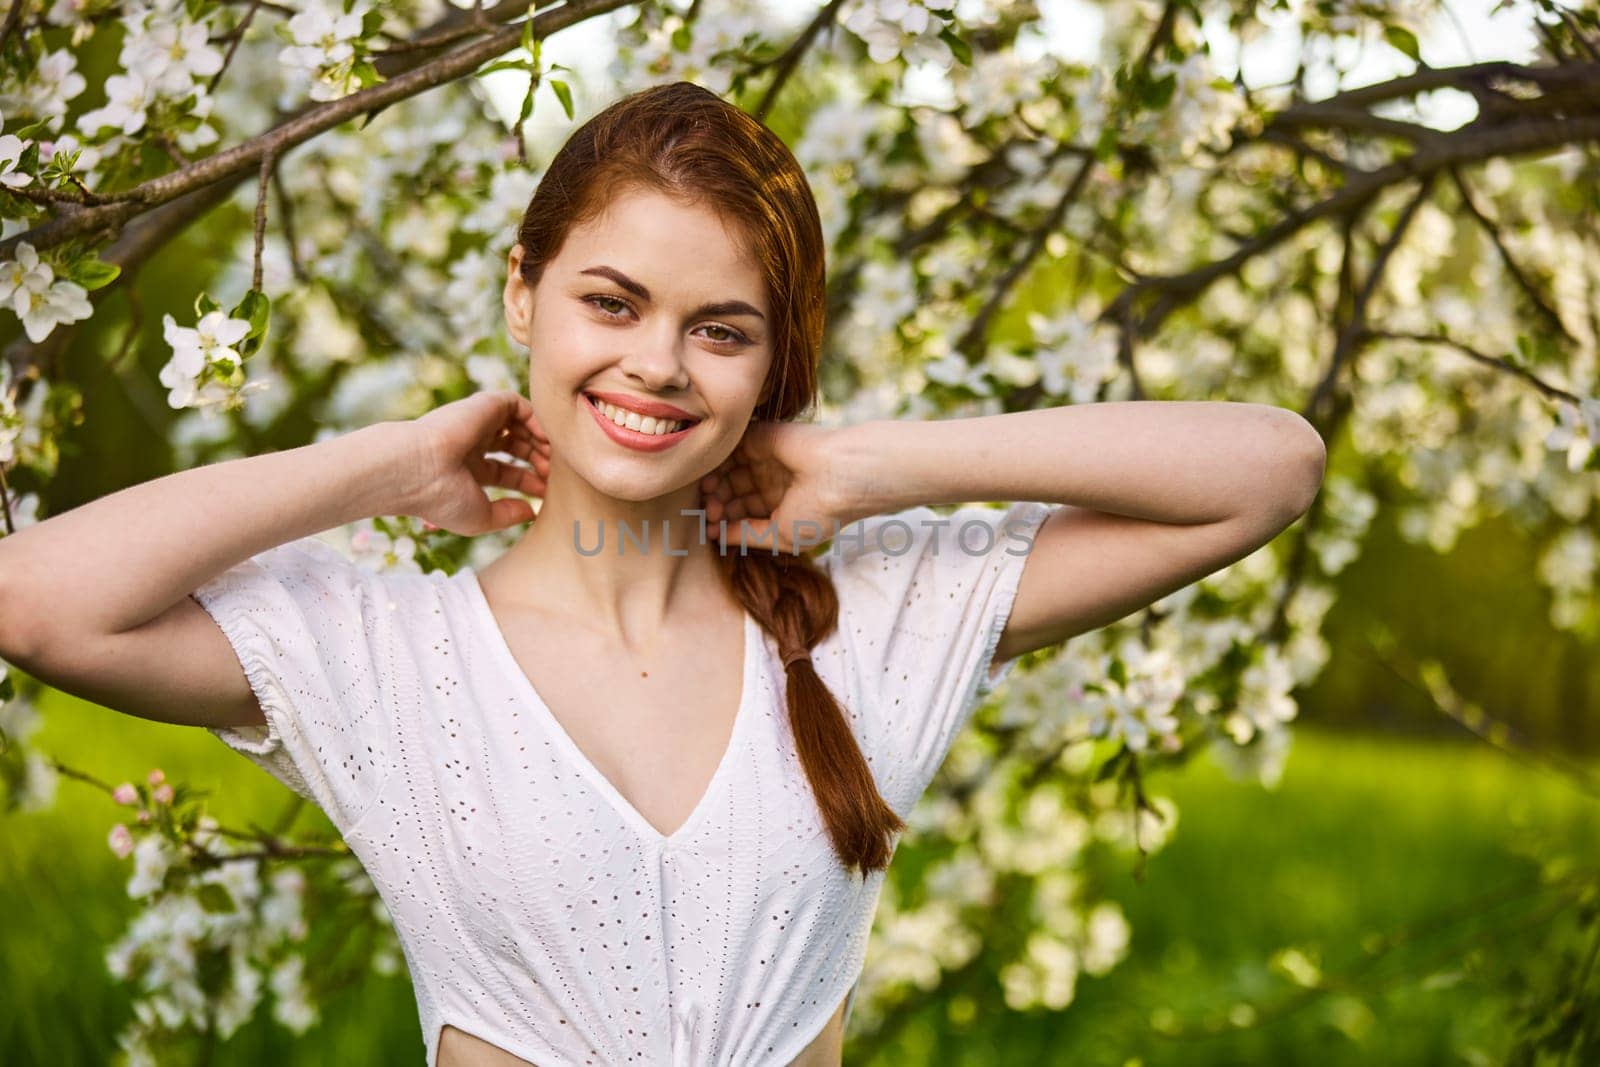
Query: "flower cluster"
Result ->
[[840, 0, 955, 67], [158, 309, 263, 414], [0, 240, 93, 343]]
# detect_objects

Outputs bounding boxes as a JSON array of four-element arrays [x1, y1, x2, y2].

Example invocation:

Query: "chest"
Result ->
[[477, 590, 752, 842]]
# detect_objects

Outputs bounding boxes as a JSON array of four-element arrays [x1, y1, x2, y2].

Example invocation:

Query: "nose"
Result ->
[[618, 334, 690, 394]]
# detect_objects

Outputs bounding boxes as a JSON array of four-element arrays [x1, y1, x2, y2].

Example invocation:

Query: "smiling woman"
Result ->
[[221, 79, 951, 1067]]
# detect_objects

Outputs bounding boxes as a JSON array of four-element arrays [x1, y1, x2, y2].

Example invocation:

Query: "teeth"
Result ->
[[590, 396, 687, 435]]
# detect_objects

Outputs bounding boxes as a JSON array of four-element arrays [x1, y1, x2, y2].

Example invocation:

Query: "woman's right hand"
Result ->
[[401, 390, 551, 535]]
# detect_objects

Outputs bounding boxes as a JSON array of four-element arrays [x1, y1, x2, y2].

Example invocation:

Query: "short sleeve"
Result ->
[[817, 500, 1052, 813], [189, 535, 397, 832]]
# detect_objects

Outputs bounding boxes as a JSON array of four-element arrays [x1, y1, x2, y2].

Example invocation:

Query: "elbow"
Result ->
[[0, 566, 38, 668], [1238, 409, 1325, 530], [1277, 413, 1328, 523], [0, 566, 55, 671]]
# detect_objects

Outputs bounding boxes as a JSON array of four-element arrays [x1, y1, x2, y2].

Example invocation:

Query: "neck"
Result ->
[[494, 467, 734, 641]]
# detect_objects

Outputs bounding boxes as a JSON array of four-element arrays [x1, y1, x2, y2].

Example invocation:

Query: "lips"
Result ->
[[581, 392, 700, 452], [582, 390, 700, 423]]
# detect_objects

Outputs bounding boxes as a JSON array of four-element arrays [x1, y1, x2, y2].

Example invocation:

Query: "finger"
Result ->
[[493, 390, 545, 439], [517, 468, 546, 497], [728, 467, 757, 497], [483, 456, 533, 492], [719, 516, 773, 549], [499, 435, 544, 463], [488, 495, 536, 530]]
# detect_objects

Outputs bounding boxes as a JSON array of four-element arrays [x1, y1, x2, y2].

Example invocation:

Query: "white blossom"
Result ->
[[349, 522, 421, 574], [0, 243, 92, 343], [1024, 309, 1120, 403], [76, 70, 156, 136], [1544, 396, 1600, 472], [122, 13, 224, 97], [278, 1, 372, 102], [269, 955, 319, 1033], [0, 134, 34, 189], [159, 310, 252, 411], [126, 833, 178, 898], [0, 48, 87, 122], [841, 0, 953, 67]]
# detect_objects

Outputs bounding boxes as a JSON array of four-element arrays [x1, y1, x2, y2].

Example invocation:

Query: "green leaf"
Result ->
[[1383, 25, 1421, 63], [1508, 334, 1531, 367], [351, 59, 382, 89], [195, 293, 221, 318], [65, 254, 120, 291], [1094, 125, 1120, 162], [1093, 745, 1129, 783], [939, 26, 971, 66], [13, 116, 52, 140], [196, 883, 236, 914], [1144, 71, 1177, 110], [476, 59, 533, 78], [550, 79, 573, 120], [231, 288, 271, 337], [361, 8, 385, 38]]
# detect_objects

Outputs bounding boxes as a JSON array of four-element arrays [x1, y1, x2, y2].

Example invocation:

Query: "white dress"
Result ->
[[190, 500, 1052, 1066]]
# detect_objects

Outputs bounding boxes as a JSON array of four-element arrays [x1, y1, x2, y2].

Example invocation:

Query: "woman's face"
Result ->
[[504, 187, 774, 505]]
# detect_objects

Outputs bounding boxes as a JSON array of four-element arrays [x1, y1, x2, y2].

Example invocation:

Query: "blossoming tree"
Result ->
[[1, 0, 1597, 1063]]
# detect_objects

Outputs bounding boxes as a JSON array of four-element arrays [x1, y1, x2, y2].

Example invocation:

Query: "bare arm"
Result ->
[[831, 400, 1322, 526], [827, 399, 1328, 663], [0, 420, 420, 727]]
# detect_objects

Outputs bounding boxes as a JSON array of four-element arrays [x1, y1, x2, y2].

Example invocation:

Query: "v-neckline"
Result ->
[[458, 567, 758, 848]]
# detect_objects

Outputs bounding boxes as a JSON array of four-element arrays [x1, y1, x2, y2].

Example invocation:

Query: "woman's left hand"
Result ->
[[698, 421, 863, 553]]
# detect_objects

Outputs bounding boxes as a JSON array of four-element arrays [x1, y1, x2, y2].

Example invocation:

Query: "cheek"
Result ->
[[527, 323, 608, 388]]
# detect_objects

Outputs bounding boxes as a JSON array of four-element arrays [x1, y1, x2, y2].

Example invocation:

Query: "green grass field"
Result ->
[[4, 689, 1596, 1065]]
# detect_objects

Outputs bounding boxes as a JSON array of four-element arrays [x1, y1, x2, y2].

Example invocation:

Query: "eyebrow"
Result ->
[[578, 265, 766, 322]]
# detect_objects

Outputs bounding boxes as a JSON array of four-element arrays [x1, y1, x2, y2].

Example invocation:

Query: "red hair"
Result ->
[[513, 80, 903, 875]]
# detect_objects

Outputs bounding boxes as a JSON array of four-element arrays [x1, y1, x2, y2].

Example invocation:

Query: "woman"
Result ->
[[0, 81, 1325, 1065]]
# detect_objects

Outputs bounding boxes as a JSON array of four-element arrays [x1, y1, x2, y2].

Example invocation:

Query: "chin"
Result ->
[[579, 462, 701, 504]]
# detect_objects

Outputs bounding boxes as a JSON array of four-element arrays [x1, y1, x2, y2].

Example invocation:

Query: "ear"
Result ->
[[503, 245, 535, 348]]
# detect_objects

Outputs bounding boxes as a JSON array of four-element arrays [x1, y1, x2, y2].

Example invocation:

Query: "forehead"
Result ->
[[553, 188, 765, 302]]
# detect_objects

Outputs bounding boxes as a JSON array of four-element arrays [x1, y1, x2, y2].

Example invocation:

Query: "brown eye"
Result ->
[[699, 323, 751, 346], [584, 295, 630, 317]]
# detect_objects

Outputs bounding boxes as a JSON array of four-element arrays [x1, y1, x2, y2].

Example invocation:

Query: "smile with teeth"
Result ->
[[586, 394, 694, 436]]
